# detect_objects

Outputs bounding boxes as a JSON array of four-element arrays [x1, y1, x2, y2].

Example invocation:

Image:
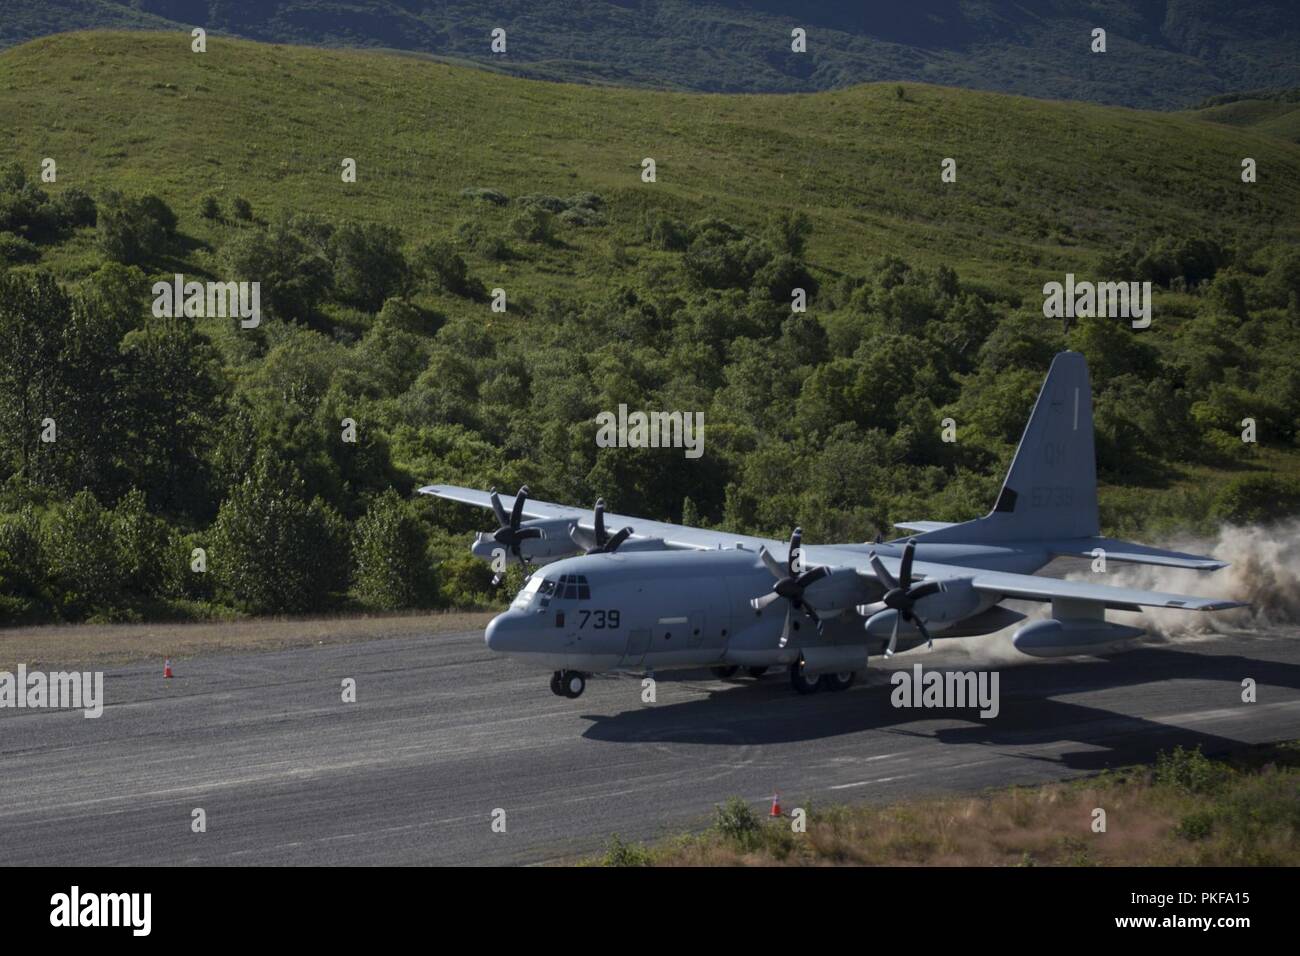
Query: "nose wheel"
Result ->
[[550, 670, 586, 698]]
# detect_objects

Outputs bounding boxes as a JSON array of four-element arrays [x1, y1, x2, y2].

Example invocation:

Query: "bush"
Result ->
[[0, 232, 40, 264], [232, 195, 253, 221], [329, 221, 409, 312], [1153, 745, 1233, 795], [413, 238, 473, 296], [510, 206, 554, 244], [352, 490, 432, 610], [96, 190, 177, 265], [601, 834, 651, 866], [1213, 475, 1300, 525], [51, 187, 96, 228], [460, 187, 509, 206], [199, 194, 222, 220], [713, 796, 762, 849]]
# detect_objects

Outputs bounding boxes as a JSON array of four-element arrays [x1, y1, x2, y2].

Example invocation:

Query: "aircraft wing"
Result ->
[[417, 484, 779, 551], [1045, 537, 1228, 571], [965, 567, 1246, 612]]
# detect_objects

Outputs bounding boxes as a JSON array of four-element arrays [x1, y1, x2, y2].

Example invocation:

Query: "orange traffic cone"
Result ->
[[164, 658, 173, 679], [769, 793, 782, 818]]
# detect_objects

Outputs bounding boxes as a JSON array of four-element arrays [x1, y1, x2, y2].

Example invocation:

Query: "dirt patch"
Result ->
[[0, 610, 495, 670]]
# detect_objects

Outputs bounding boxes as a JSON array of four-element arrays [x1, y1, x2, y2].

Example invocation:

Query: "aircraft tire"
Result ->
[[549, 671, 565, 696], [789, 663, 821, 695], [710, 665, 740, 679], [562, 671, 586, 699], [820, 671, 856, 692]]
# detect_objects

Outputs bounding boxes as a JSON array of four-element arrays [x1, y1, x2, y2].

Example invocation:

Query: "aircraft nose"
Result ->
[[484, 613, 503, 651], [484, 612, 517, 653]]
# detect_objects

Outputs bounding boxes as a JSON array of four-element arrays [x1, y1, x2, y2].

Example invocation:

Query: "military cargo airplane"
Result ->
[[420, 352, 1244, 699]]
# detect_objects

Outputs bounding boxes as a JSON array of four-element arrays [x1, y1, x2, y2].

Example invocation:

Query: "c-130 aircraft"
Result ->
[[420, 352, 1244, 699]]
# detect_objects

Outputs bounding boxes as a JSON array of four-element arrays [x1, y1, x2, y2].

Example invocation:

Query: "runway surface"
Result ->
[[2, 622, 1298, 865]]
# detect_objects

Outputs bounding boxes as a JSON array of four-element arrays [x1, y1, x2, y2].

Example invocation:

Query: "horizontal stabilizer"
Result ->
[[969, 568, 1247, 612], [894, 521, 957, 534], [1048, 537, 1228, 571]]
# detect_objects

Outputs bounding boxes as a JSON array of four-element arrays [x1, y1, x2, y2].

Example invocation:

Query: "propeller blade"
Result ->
[[489, 488, 509, 528], [758, 546, 786, 581], [915, 616, 934, 650], [788, 527, 803, 574], [509, 485, 529, 531], [778, 607, 793, 648], [899, 539, 916, 588], [569, 524, 595, 551], [869, 552, 898, 592], [751, 591, 784, 611], [514, 527, 542, 541], [593, 498, 606, 546], [795, 565, 829, 588], [856, 601, 887, 617], [886, 612, 900, 658], [603, 527, 633, 553], [908, 580, 943, 601]]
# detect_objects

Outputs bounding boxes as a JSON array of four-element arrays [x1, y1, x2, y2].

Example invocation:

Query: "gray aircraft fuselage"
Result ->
[[485, 541, 1049, 674]]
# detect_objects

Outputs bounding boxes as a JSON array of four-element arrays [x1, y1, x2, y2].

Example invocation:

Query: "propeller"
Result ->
[[488, 485, 542, 585], [569, 498, 634, 555], [856, 538, 943, 657], [750, 527, 831, 648]]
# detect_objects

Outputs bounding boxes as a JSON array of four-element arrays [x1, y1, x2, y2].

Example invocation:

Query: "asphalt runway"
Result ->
[[2, 621, 1298, 865]]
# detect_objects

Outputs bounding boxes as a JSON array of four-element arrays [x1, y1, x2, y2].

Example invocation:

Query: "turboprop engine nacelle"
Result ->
[[471, 518, 579, 564], [1012, 618, 1146, 658], [863, 577, 982, 639]]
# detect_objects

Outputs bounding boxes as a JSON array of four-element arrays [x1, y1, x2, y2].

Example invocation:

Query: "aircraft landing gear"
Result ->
[[551, 670, 586, 699], [710, 665, 740, 679], [789, 662, 820, 695], [746, 666, 769, 679], [820, 671, 856, 692]]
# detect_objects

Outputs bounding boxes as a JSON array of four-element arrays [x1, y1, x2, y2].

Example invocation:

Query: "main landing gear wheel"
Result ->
[[550, 671, 565, 696], [711, 665, 740, 679], [746, 666, 769, 679], [559, 670, 586, 699], [789, 662, 821, 695], [820, 671, 856, 692]]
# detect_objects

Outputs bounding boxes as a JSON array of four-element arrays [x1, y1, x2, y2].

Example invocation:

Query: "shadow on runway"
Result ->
[[579, 646, 1300, 773]]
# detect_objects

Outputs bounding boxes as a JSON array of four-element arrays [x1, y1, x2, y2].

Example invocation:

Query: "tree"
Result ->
[[43, 490, 124, 616], [351, 490, 432, 609], [210, 454, 348, 613], [329, 221, 409, 312], [96, 191, 177, 265]]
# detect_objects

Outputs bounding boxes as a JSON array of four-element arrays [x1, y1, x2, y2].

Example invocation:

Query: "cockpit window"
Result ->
[[556, 573, 591, 600]]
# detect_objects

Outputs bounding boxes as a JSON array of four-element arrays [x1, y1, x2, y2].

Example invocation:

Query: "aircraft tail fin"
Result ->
[[911, 351, 1100, 544]]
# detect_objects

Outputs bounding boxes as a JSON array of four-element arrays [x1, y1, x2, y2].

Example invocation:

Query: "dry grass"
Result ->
[[0, 609, 493, 670], [598, 745, 1300, 866]]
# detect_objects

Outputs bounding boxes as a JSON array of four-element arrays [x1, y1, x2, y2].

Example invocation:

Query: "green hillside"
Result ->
[[1187, 90, 1300, 144], [4, 1, 1299, 108], [5, 33, 1297, 294], [1, 32, 1298, 625]]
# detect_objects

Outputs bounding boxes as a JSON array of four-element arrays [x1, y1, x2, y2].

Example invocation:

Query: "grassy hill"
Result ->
[[5, 32, 1298, 298], [1, 31, 1298, 624], [1187, 89, 1300, 144], [2, 2, 1299, 108]]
